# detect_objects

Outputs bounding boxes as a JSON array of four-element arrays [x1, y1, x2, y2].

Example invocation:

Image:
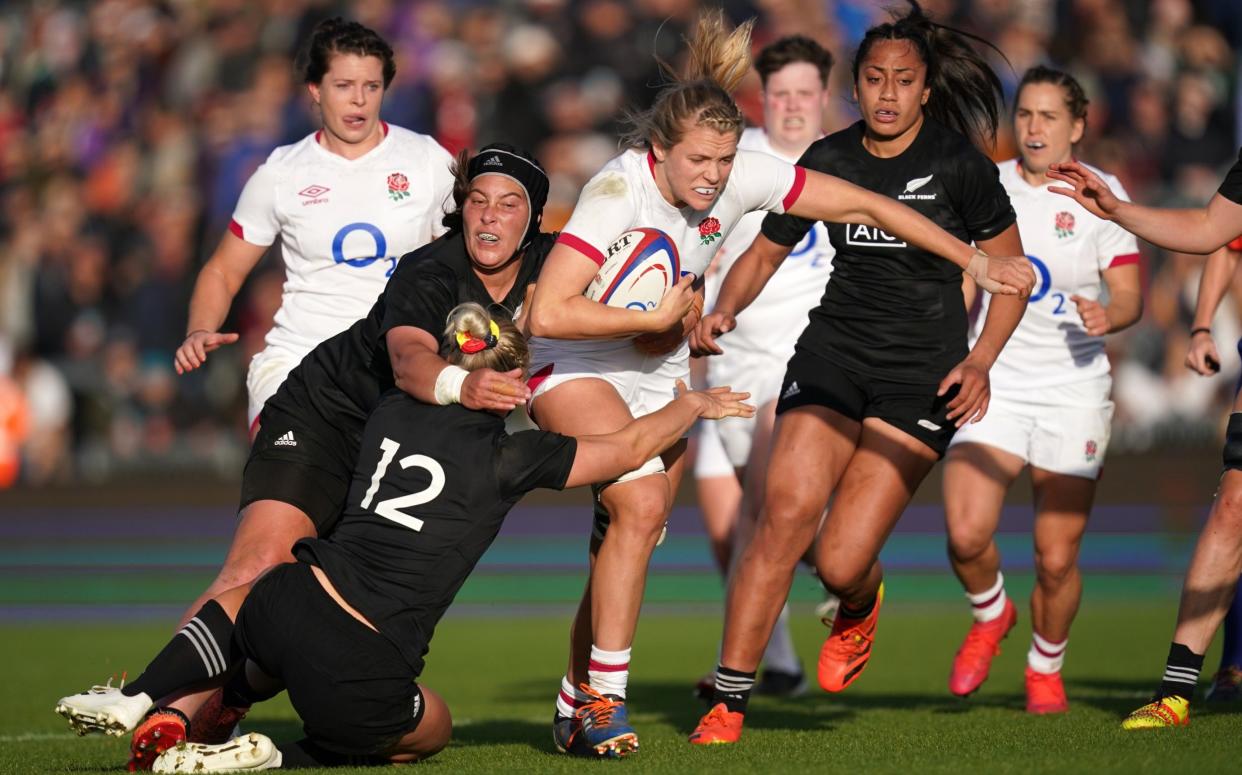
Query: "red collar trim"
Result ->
[[646, 149, 656, 179]]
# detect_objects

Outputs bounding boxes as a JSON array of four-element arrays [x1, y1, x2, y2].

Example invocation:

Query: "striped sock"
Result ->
[[1027, 632, 1067, 674], [554, 675, 592, 719], [967, 573, 1008, 623], [587, 646, 631, 699], [124, 600, 236, 700], [1158, 642, 1203, 700], [711, 664, 756, 714]]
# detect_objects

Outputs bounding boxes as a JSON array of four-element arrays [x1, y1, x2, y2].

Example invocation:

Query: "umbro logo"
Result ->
[[483, 155, 504, 167], [782, 381, 801, 400], [298, 184, 330, 206], [898, 174, 937, 201], [274, 431, 297, 447]]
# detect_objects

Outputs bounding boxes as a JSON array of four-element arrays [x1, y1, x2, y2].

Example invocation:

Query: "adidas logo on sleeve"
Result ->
[[274, 431, 298, 447]]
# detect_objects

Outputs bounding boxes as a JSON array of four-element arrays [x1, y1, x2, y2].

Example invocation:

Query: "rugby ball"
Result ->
[[585, 228, 681, 312]]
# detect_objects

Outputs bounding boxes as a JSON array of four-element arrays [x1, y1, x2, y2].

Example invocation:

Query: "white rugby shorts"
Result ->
[[706, 349, 786, 468], [527, 339, 689, 482], [246, 346, 300, 430], [949, 379, 1114, 479]]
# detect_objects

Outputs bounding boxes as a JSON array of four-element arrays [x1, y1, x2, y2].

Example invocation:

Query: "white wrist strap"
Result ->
[[434, 365, 469, 405]]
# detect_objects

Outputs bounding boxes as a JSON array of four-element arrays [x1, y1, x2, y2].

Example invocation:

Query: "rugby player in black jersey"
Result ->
[[1050, 134, 1242, 729], [689, 1, 1030, 743], [119, 144, 552, 768], [55, 303, 755, 770]]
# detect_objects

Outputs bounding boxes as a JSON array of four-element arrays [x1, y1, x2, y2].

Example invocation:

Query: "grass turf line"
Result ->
[[6, 598, 1239, 774]]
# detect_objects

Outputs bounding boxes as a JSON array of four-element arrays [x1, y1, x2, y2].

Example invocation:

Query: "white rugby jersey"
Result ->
[[230, 123, 454, 359], [706, 128, 833, 361], [976, 159, 1139, 391], [535, 146, 803, 364]]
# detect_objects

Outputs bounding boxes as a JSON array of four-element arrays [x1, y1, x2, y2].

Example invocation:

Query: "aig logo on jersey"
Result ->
[[845, 224, 907, 248]]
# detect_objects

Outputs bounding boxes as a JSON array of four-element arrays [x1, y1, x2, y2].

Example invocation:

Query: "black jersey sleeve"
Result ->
[[1217, 146, 1242, 204], [951, 149, 1016, 242], [495, 430, 578, 498], [380, 255, 457, 340]]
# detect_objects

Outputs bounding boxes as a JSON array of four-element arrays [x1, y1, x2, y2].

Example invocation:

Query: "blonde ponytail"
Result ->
[[619, 10, 753, 150], [441, 303, 529, 374]]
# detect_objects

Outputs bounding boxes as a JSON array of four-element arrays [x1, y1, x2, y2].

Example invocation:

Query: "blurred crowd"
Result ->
[[0, 0, 1240, 486]]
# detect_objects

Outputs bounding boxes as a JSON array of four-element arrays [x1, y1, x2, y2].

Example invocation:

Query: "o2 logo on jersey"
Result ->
[[789, 226, 832, 269], [1025, 254, 1067, 313], [332, 222, 398, 277]]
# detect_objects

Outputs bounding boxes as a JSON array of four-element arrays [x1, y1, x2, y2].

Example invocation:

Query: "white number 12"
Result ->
[[359, 437, 445, 531]]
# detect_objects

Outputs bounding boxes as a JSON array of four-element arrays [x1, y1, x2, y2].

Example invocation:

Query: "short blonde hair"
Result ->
[[619, 10, 754, 150], [441, 303, 529, 374]]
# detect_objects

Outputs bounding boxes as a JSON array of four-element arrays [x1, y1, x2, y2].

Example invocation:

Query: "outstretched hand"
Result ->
[[674, 379, 754, 420], [175, 330, 240, 375], [1046, 161, 1122, 221]]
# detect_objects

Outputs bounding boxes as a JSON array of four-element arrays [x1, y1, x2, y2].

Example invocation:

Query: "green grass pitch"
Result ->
[[4, 577, 1239, 774]]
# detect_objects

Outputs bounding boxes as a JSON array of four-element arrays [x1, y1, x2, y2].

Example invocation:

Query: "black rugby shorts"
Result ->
[[775, 349, 960, 456], [239, 401, 359, 535], [235, 562, 426, 756]]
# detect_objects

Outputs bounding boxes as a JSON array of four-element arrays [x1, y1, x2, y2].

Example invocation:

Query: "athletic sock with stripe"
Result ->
[[1158, 642, 1203, 700], [711, 664, 756, 714], [123, 600, 239, 700]]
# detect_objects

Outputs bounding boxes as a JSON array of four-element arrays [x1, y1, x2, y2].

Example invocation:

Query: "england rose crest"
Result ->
[[387, 172, 410, 201], [1084, 439, 1097, 461], [698, 216, 722, 246], [1055, 211, 1075, 238]]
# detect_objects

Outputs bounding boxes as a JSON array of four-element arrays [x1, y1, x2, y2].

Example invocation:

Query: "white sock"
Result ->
[[967, 572, 1008, 623], [762, 604, 801, 675], [588, 646, 631, 699], [1027, 632, 1067, 674], [555, 675, 592, 719]]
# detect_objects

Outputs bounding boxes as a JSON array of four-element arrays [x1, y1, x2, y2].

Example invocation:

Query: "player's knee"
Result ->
[[604, 485, 670, 542], [816, 561, 870, 595], [1033, 547, 1077, 587], [946, 526, 991, 564], [761, 496, 820, 538]]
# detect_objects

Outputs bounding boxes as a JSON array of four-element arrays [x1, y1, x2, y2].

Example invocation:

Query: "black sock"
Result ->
[[1158, 642, 1204, 700], [710, 664, 756, 714], [277, 739, 383, 768], [839, 595, 877, 621], [124, 600, 238, 700]]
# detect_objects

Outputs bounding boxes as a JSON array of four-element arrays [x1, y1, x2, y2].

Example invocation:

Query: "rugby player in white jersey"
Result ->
[[525, 10, 1033, 757], [941, 67, 1142, 715], [693, 35, 837, 699], [172, 17, 453, 430]]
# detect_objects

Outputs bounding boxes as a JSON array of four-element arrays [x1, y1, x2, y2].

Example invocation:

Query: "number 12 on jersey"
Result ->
[[360, 437, 445, 531]]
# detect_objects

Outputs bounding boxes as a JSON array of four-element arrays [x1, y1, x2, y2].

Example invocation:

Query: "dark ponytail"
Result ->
[[299, 17, 396, 88], [852, 0, 1006, 150]]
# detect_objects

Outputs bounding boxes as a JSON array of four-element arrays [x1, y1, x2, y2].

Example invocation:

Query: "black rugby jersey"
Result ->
[[1217, 146, 1242, 204], [270, 231, 554, 432], [294, 390, 576, 674], [761, 118, 1015, 383]]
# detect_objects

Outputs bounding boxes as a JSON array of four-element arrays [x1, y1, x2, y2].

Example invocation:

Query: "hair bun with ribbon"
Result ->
[[456, 319, 501, 354]]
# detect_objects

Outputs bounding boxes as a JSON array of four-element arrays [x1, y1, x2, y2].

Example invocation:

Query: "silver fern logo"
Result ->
[[899, 174, 937, 200]]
